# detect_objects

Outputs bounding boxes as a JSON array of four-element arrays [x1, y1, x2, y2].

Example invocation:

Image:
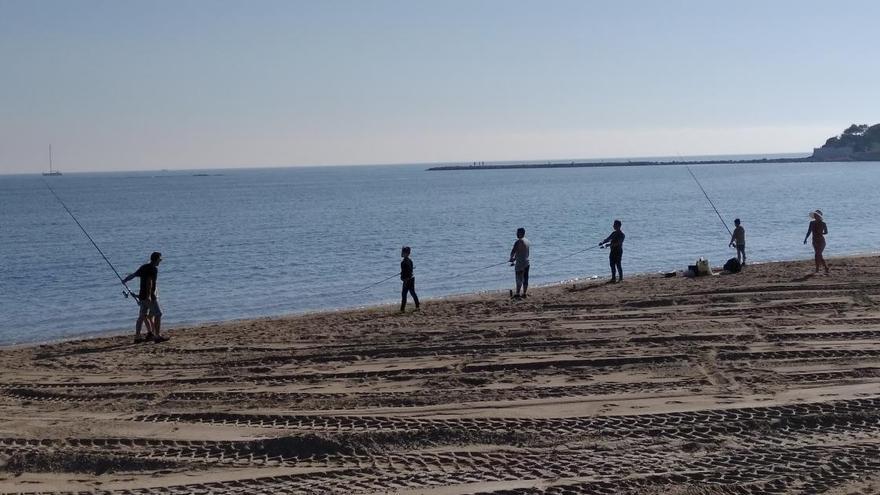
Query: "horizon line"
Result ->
[[1, 151, 812, 176]]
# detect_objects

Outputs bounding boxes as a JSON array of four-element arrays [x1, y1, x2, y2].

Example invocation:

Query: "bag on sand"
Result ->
[[696, 258, 712, 276], [724, 257, 742, 273]]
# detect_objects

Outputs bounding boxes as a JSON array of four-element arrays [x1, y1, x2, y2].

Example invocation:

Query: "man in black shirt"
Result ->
[[122, 251, 167, 343], [599, 220, 625, 283], [400, 246, 420, 313], [508, 227, 530, 298]]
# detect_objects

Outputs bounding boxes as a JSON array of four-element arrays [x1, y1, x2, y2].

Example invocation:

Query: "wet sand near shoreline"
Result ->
[[1, 256, 880, 494]]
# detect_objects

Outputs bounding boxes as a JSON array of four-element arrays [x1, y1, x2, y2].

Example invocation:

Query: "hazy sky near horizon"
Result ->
[[2, 0, 879, 173]]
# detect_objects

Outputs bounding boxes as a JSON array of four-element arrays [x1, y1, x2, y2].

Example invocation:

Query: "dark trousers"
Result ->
[[609, 247, 623, 280], [515, 265, 530, 295], [401, 277, 419, 311]]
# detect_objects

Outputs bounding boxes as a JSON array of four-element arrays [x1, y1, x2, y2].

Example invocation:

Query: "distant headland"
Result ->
[[427, 123, 880, 171], [811, 123, 880, 161]]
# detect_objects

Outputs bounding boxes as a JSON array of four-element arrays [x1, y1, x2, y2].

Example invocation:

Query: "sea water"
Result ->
[[1, 161, 878, 344]]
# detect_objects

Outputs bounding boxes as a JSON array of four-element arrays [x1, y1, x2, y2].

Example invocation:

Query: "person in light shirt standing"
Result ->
[[729, 218, 746, 266]]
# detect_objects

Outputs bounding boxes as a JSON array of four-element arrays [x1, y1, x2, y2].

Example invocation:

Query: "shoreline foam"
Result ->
[[6, 252, 878, 350]]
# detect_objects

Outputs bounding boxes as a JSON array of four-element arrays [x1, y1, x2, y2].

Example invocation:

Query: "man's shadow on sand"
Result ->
[[566, 282, 610, 293], [791, 272, 816, 283], [34, 341, 136, 361]]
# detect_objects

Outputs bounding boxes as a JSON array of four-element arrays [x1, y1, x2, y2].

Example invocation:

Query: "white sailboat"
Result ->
[[42, 145, 62, 176]]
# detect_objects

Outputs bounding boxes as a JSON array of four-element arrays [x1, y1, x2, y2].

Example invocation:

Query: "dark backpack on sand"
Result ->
[[724, 257, 741, 273]]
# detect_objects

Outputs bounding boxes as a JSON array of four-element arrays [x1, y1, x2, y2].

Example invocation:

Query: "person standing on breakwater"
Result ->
[[804, 210, 830, 274], [400, 246, 420, 313], [509, 228, 530, 298], [122, 252, 168, 343], [599, 220, 625, 283], [729, 218, 746, 266]]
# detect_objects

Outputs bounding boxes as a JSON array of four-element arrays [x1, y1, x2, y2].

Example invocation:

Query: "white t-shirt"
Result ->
[[513, 238, 530, 270]]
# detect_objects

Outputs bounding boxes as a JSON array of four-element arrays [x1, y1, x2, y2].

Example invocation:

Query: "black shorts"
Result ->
[[609, 247, 623, 264]]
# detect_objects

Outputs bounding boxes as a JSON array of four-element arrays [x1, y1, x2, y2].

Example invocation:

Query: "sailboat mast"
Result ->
[[49, 145, 53, 173]]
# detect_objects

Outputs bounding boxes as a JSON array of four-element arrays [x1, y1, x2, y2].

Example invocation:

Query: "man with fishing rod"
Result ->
[[509, 227, 530, 298], [400, 246, 420, 313], [122, 252, 168, 343], [599, 220, 625, 283], [43, 182, 170, 343], [729, 218, 746, 267]]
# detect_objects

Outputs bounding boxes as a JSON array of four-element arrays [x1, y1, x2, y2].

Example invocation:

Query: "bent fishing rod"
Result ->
[[543, 243, 602, 265], [358, 242, 607, 292], [686, 166, 732, 236], [355, 272, 401, 293], [43, 180, 139, 303], [466, 238, 606, 270], [448, 260, 510, 279]]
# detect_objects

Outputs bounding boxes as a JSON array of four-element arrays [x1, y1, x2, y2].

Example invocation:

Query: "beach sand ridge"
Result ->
[[1, 256, 880, 493]]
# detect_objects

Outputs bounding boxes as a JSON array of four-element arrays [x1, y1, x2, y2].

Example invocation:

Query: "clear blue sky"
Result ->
[[1, 0, 878, 173]]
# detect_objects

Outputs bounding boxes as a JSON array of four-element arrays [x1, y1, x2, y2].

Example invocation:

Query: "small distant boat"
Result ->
[[42, 145, 62, 176]]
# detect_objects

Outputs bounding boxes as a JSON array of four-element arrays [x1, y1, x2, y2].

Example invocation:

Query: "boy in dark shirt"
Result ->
[[599, 220, 625, 283], [508, 227, 530, 298], [122, 251, 167, 343], [400, 246, 420, 313]]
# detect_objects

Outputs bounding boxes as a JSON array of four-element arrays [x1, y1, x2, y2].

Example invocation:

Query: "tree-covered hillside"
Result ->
[[819, 123, 880, 152]]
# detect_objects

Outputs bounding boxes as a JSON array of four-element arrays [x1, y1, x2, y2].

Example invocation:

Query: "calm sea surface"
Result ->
[[1, 161, 878, 344]]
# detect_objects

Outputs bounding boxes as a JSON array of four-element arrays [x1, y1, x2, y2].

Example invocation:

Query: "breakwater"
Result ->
[[427, 156, 812, 171]]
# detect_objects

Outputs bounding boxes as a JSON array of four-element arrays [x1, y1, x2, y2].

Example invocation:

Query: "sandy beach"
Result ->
[[2, 255, 880, 494]]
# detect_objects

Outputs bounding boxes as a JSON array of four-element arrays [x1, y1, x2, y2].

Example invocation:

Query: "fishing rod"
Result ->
[[543, 243, 602, 265], [447, 260, 510, 279], [358, 241, 606, 295], [686, 166, 732, 236], [358, 239, 604, 293], [354, 272, 401, 293], [43, 180, 139, 302], [358, 255, 523, 294]]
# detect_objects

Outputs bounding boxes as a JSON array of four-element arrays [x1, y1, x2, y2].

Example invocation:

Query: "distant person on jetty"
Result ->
[[400, 246, 420, 313], [729, 218, 746, 266], [804, 210, 829, 274], [122, 252, 168, 343], [599, 220, 625, 283], [509, 228, 530, 298]]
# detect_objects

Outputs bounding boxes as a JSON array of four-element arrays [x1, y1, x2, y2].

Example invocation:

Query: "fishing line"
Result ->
[[446, 260, 510, 280], [43, 180, 138, 301], [686, 166, 732, 236], [357, 240, 603, 294], [357, 257, 517, 294], [361, 243, 604, 293], [354, 272, 401, 293], [542, 244, 602, 265]]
